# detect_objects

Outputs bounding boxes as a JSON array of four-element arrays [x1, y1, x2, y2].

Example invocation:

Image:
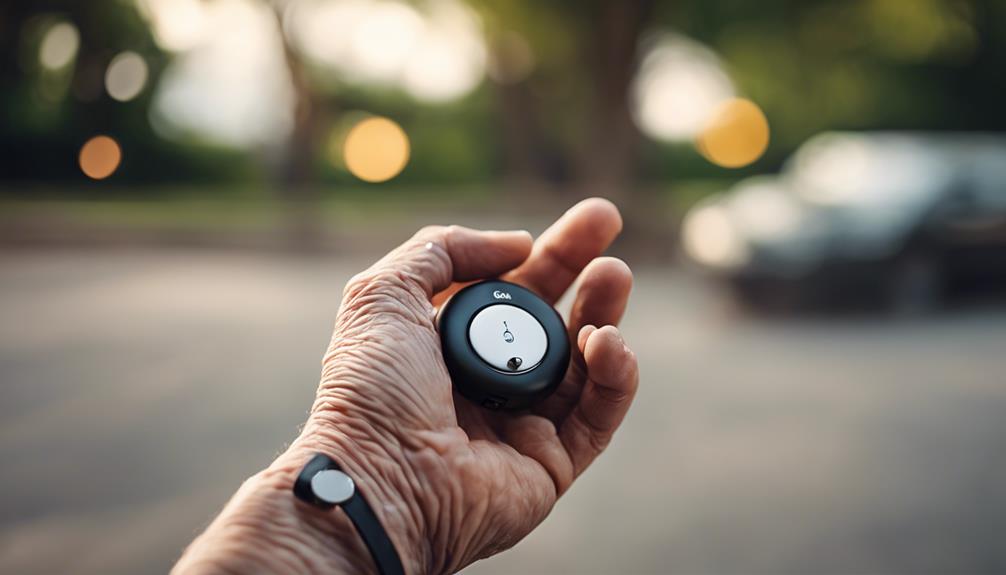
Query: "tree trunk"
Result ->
[[272, 4, 329, 250], [575, 0, 654, 200]]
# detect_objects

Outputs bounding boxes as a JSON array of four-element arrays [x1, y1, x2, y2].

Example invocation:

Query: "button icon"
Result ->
[[468, 304, 548, 373]]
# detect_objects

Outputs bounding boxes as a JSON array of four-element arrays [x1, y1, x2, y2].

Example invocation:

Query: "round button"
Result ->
[[310, 469, 355, 505], [468, 304, 548, 373]]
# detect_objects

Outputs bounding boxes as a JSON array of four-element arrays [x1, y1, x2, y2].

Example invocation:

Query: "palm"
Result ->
[[449, 331, 588, 491]]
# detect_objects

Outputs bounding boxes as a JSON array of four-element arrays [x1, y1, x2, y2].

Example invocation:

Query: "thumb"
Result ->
[[361, 225, 533, 299]]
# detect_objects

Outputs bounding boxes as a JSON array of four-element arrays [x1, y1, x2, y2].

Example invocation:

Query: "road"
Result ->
[[1, 248, 1005, 574]]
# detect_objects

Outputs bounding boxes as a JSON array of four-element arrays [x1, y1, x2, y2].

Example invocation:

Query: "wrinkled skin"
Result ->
[[173, 199, 639, 575]]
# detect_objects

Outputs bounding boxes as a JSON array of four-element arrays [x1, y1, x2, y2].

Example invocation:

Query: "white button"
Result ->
[[311, 469, 355, 505], [468, 304, 548, 373]]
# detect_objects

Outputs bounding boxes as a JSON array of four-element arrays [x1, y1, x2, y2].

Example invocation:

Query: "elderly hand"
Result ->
[[173, 198, 638, 575]]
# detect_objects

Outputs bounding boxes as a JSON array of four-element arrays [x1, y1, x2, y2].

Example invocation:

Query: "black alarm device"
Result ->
[[438, 280, 570, 410]]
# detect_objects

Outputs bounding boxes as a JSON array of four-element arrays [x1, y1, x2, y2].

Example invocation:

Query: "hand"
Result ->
[[173, 198, 639, 574]]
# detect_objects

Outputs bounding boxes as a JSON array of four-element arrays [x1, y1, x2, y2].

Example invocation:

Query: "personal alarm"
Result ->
[[438, 279, 570, 410]]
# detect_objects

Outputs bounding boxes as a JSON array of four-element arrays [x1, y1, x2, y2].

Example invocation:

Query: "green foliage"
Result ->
[[661, 0, 1006, 151], [1, 0, 1004, 195]]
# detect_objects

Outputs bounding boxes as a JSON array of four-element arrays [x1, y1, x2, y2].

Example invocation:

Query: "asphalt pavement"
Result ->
[[1, 248, 1005, 574]]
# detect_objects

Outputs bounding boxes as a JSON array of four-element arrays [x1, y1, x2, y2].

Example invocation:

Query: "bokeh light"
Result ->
[[285, 0, 423, 83], [696, 98, 770, 168], [39, 21, 80, 70], [105, 52, 149, 102], [682, 201, 748, 268], [399, 0, 486, 102], [353, 2, 425, 81], [78, 136, 122, 180], [631, 33, 735, 142], [284, 0, 370, 73], [286, 0, 486, 103], [136, 0, 210, 52], [343, 117, 410, 183], [149, 0, 294, 147]]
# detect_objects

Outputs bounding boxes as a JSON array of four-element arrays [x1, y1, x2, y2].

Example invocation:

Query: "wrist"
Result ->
[[172, 465, 371, 574], [292, 416, 436, 575], [173, 421, 436, 575]]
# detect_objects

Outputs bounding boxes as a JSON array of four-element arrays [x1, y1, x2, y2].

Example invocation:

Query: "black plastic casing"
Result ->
[[438, 280, 570, 410]]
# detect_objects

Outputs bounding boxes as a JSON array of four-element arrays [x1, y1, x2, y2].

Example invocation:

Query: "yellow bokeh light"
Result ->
[[343, 117, 410, 183], [697, 98, 770, 168], [79, 136, 122, 180]]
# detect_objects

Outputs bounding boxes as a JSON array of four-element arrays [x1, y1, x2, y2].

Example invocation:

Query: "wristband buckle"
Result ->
[[294, 453, 405, 575]]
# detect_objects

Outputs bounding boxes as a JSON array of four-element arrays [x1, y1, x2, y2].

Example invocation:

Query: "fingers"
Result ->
[[566, 257, 633, 343], [504, 198, 622, 303], [558, 325, 639, 478], [530, 258, 632, 424], [359, 226, 533, 299], [577, 324, 596, 351]]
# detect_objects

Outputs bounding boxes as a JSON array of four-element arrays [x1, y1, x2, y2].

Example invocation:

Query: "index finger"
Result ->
[[504, 198, 623, 303]]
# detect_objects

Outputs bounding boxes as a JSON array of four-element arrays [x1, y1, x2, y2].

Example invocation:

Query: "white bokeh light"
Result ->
[[631, 33, 735, 142], [682, 201, 749, 268], [287, 0, 486, 102], [39, 21, 80, 70], [285, 0, 368, 72], [105, 51, 149, 102], [351, 1, 425, 82], [287, 0, 423, 84], [401, 0, 486, 102], [135, 0, 210, 52], [150, 0, 294, 147]]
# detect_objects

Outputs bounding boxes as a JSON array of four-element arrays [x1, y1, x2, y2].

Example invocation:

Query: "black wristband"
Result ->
[[294, 453, 406, 575]]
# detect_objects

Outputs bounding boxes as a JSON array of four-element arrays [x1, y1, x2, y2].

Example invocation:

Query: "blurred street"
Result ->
[[1, 247, 1005, 574]]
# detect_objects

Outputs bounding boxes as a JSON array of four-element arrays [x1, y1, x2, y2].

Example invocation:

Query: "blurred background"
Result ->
[[2, 0, 1006, 573]]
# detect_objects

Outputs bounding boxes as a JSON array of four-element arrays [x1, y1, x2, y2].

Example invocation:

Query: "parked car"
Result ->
[[682, 132, 1006, 312]]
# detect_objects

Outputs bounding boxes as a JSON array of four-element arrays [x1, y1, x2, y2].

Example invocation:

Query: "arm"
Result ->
[[173, 198, 639, 575]]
